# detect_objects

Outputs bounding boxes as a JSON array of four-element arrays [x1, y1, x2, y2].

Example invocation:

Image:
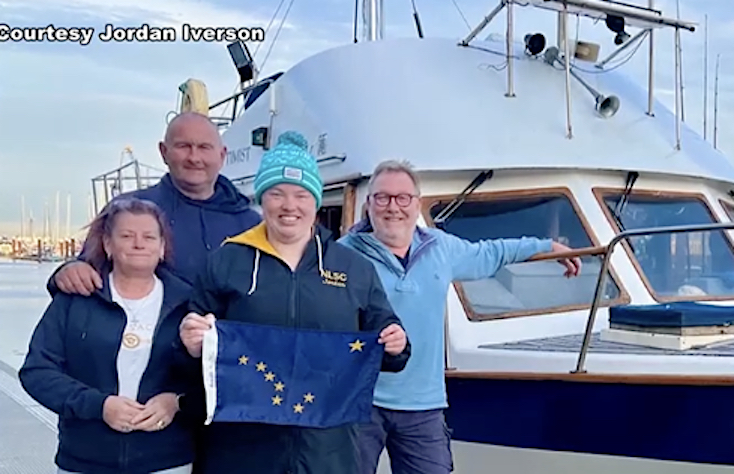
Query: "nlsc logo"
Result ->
[[321, 269, 347, 287]]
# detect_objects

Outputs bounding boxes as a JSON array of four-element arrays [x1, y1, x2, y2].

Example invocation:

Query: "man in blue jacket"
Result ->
[[49, 112, 262, 293], [338, 160, 582, 474]]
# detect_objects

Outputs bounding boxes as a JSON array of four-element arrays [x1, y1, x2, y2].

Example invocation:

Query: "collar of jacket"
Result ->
[[344, 218, 437, 275], [159, 172, 253, 214], [91, 261, 191, 315], [223, 221, 334, 274]]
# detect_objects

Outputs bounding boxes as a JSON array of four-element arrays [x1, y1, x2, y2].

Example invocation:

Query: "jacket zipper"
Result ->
[[404, 238, 434, 272], [289, 272, 297, 326]]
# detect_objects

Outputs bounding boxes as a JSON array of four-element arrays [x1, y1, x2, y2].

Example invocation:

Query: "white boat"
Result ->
[[177, 0, 734, 472]]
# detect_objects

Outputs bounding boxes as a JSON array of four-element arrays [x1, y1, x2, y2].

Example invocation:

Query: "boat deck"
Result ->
[[480, 332, 734, 356]]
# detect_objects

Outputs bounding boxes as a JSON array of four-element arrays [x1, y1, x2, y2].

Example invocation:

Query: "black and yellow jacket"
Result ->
[[188, 222, 411, 474]]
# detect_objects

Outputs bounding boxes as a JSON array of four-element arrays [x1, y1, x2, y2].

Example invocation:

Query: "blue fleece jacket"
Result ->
[[51, 173, 261, 291], [338, 219, 553, 411]]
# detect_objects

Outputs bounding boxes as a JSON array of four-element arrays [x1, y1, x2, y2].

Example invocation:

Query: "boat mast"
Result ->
[[20, 195, 25, 241], [364, 0, 384, 41], [55, 191, 60, 244], [676, 0, 685, 122], [647, 0, 655, 117]]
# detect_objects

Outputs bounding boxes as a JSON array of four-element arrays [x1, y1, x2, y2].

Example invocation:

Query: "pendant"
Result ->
[[123, 332, 140, 348]]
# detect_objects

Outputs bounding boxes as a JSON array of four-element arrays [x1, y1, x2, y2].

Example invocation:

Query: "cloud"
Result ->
[[0, 0, 276, 29]]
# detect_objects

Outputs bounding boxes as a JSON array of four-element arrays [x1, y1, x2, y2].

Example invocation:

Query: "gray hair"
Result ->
[[368, 159, 421, 195]]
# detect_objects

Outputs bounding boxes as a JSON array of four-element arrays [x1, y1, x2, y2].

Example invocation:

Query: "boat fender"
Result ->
[[178, 78, 209, 115]]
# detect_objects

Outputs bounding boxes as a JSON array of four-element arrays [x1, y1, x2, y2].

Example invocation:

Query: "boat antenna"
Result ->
[[411, 0, 424, 38], [353, 0, 359, 42], [676, 0, 685, 122], [714, 53, 720, 149], [703, 14, 708, 140]]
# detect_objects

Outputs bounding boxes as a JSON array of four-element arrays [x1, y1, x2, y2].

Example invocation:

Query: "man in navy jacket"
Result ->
[[49, 112, 262, 293]]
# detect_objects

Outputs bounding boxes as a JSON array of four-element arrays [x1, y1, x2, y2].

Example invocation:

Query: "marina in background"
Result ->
[[2, 146, 166, 262]]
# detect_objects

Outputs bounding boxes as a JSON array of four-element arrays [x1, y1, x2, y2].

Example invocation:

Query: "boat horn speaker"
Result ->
[[544, 46, 620, 118], [524, 33, 546, 56]]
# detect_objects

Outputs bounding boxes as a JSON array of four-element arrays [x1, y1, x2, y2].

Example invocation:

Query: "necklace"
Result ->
[[116, 280, 157, 349], [110, 275, 156, 349], [121, 298, 146, 349]]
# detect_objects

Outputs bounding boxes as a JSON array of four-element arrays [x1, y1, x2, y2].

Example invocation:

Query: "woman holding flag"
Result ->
[[179, 131, 411, 474]]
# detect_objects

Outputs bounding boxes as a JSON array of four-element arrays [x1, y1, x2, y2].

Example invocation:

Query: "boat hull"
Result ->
[[444, 442, 734, 474], [443, 375, 734, 470]]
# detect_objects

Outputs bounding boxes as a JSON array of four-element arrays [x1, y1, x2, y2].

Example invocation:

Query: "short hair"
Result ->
[[163, 111, 220, 144], [368, 159, 421, 195], [83, 197, 174, 273]]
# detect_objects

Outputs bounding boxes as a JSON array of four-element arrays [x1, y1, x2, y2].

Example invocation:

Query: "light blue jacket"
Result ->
[[338, 219, 553, 410]]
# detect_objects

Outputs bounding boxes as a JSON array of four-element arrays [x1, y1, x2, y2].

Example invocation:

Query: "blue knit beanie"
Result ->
[[253, 131, 323, 208]]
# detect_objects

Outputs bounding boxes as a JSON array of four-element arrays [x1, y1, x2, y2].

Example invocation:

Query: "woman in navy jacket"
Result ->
[[19, 197, 199, 474], [179, 131, 411, 474]]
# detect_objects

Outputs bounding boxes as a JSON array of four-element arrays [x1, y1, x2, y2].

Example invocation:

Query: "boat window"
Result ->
[[424, 188, 627, 321], [243, 72, 283, 110], [720, 199, 734, 221], [597, 189, 734, 300]]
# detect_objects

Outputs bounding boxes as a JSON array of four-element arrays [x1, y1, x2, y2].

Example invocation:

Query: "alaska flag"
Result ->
[[202, 320, 383, 428]]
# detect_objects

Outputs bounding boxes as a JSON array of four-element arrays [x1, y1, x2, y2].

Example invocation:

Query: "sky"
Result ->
[[0, 0, 732, 237]]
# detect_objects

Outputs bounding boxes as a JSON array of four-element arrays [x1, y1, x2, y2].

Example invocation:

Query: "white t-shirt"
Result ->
[[110, 273, 164, 400]]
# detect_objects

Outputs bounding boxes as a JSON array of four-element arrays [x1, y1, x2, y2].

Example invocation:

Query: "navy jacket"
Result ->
[[48, 173, 261, 292], [188, 222, 411, 474], [20, 265, 200, 474]]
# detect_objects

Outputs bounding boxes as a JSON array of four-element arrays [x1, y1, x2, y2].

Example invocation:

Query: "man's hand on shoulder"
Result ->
[[550, 241, 582, 278], [55, 261, 103, 296]]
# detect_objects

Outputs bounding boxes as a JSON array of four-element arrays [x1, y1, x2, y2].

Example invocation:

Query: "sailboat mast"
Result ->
[[66, 193, 71, 239], [43, 200, 50, 245], [20, 195, 25, 241], [55, 191, 60, 244]]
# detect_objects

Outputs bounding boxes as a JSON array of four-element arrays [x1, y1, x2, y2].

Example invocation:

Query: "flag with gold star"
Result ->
[[201, 320, 384, 428]]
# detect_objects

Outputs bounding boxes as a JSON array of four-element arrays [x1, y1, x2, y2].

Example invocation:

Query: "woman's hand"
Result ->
[[130, 393, 180, 432], [179, 312, 215, 358], [379, 324, 407, 356], [102, 395, 145, 433]]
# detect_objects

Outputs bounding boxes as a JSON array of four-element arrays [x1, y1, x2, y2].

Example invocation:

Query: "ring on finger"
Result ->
[[157, 419, 165, 430]]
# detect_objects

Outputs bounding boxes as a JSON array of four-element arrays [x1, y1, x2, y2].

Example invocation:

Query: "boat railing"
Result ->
[[528, 221, 734, 374], [90, 159, 166, 215]]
